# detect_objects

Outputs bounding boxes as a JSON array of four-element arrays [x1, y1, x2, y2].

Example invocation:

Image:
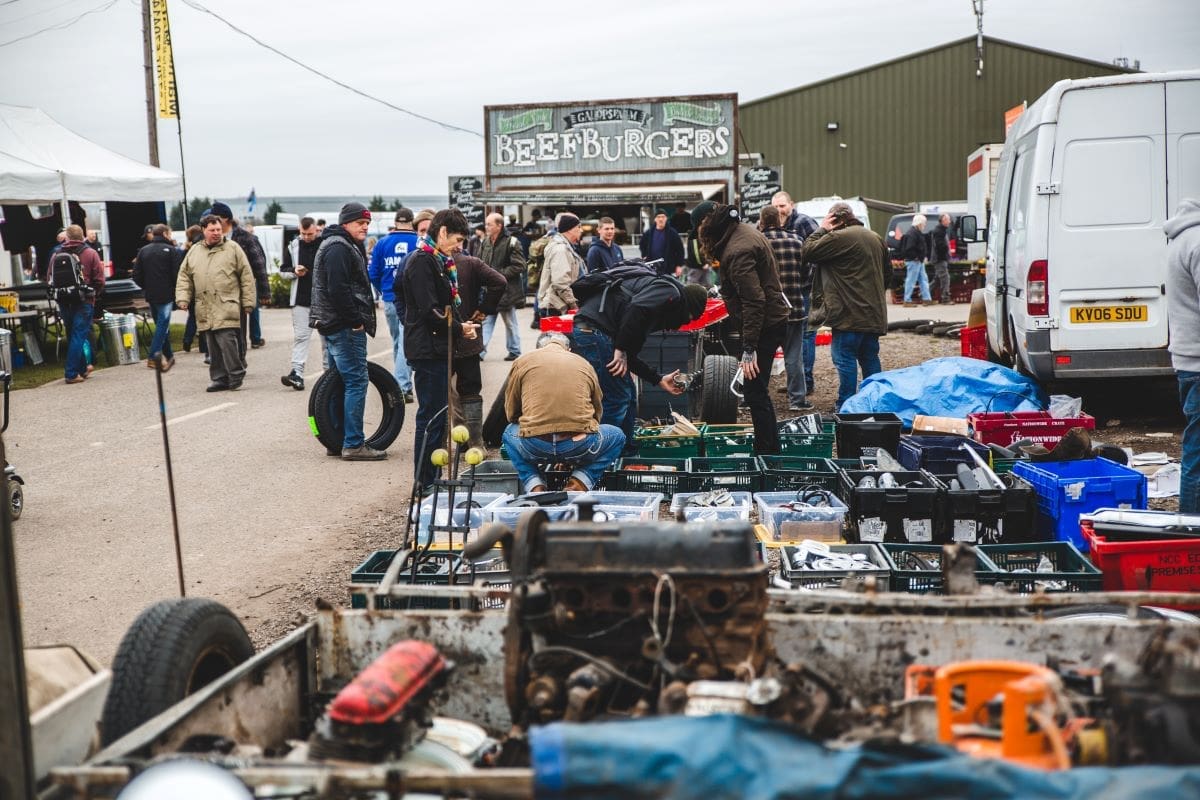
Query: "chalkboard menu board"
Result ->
[[739, 165, 782, 223], [449, 176, 486, 227]]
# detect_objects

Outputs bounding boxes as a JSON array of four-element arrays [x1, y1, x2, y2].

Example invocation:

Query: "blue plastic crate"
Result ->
[[1012, 458, 1147, 549]]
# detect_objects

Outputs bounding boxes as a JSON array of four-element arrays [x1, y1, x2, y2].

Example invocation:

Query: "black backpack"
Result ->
[[48, 250, 89, 305], [571, 259, 683, 313]]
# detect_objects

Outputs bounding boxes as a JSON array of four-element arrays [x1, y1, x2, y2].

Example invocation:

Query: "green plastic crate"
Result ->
[[778, 431, 835, 458], [881, 543, 1001, 594], [701, 424, 756, 457], [686, 457, 762, 491], [605, 457, 695, 494], [757, 456, 842, 492], [978, 541, 1102, 594], [635, 426, 703, 459]]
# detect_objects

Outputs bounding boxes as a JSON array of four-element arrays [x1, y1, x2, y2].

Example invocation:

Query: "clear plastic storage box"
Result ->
[[754, 490, 849, 542], [669, 491, 753, 522]]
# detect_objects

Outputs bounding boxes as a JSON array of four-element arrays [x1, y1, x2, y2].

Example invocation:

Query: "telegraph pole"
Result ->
[[141, 0, 160, 166]]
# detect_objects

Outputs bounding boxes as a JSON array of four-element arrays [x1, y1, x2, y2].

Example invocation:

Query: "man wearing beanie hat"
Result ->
[[536, 212, 587, 316], [685, 201, 717, 286], [639, 208, 685, 277], [573, 266, 708, 454], [309, 201, 384, 460]]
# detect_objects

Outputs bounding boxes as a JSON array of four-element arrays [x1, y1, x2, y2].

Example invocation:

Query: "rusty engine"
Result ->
[[466, 502, 852, 732]]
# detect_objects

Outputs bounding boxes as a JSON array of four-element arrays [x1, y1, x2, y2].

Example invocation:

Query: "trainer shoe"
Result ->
[[564, 477, 588, 492], [206, 381, 229, 392], [789, 401, 815, 412], [504, 353, 519, 361], [342, 445, 387, 461], [402, 391, 414, 404], [65, 375, 85, 384], [281, 371, 304, 391], [251, 339, 266, 349]]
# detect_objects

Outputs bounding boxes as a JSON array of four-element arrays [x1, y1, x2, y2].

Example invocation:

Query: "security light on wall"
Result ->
[[826, 122, 839, 131]]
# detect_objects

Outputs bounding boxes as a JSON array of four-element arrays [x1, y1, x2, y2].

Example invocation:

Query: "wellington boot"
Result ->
[[461, 395, 485, 449]]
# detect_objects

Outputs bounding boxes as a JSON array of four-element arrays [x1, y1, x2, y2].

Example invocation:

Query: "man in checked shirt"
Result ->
[[759, 204, 812, 411]]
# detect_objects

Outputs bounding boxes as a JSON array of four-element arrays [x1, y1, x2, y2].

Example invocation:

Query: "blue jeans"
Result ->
[[411, 357, 449, 488], [802, 292, 816, 390], [249, 301, 263, 342], [831, 330, 881, 410], [903, 260, 931, 303], [482, 307, 522, 358], [783, 320, 808, 405], [60, 302, 93, 379], [572, 328, 638, 452], [149, 302, 174, 360], [502, 423, 626, 491], [383, 302, 413, 392], [325, 328, 369, 449], [1179, 370, 1200, 514]]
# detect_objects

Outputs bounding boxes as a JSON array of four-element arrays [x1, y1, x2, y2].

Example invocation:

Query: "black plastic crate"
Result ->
[[978, 541, 1102, 594], [686, 457, 762, 492], [897, 433, 990, 475], [839, 469, 941, 544], [928, 472, 1038, 544], [758, 456, 842, 492], [881, 543, 1002, 594], [604, 457, 695, 494], [834, 412, 902, 458]]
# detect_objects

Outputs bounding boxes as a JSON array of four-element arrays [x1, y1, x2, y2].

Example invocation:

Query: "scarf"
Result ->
[[418, 234, 460, 307]]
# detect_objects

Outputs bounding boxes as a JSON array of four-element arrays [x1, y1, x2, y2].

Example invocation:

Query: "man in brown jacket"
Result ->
[[696, 204, 789, 454], [501, 332, 625, 493], [802, 202, 889, 409]]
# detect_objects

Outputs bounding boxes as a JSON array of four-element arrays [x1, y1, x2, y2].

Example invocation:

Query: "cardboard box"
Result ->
[[911, 415, 969, 437]]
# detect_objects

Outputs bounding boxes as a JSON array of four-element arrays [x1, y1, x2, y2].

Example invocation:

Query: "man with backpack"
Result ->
[[50, 224, 105, 384], [571, 262, 709, 449]]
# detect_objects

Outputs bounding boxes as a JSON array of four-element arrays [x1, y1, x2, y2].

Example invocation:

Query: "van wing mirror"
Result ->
[[959, 214, 980, 242]]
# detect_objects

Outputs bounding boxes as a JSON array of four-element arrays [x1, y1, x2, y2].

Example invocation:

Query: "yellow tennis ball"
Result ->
[[451, 425, 470, 444], [465, 447, 485, 466], [430, 448, 450, 467]]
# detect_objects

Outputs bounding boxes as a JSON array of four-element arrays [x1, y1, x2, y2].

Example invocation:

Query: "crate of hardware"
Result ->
[[777, 414, 835, 458], [780, 541, 891, 591], [686, 456, 762, 491], [349, 548, 510, 610], [409, 491, 512, 545], [700, 424, 756, 457], [968, 410, 1096, 448], [897, 433, 991, 476], [489, 490, 664, 527], [839, 469, 942, 544], [754, 489, 848, 542], [604, 457, 694, 493], [976, 541, 1102, 594], [881, 543, 1002, 594], [926, 468, 1038, 544], [633, 424, 703, 459], [1012, 458, 1148, 549], [757, 456, 843, 493], [669, 489, 754, 522]]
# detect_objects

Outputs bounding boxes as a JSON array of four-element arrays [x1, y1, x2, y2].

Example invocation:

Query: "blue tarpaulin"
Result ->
[[838, 356, 1046, 427], [530, 715, 1200, 799]]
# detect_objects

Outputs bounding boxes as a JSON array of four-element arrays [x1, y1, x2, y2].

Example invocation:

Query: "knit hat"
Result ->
[[210, 201, 234, 220], [338, 202, 371, 225], [556, 213, 581, 234], [690, 201, 717, 230], [394, 207, 414, 224], [654, 208, 669, 218], [682, 283, 709, 320], [413, 209, 436, 229]]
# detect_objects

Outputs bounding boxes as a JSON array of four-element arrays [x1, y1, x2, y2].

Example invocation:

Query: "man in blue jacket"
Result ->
[[586, 217, 624, 272], [639, 209, 685, 276], [368, 208, 417, 403]]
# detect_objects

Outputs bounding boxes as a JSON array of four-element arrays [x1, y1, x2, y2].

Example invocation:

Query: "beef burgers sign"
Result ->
[[486, 94, 737, 178]]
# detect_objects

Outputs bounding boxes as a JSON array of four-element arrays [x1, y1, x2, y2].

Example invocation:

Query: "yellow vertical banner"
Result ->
[[151, 0, 178, 119]]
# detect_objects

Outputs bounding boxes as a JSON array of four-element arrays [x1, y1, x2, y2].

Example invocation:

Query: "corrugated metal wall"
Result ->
[[740, 38, 1127, 233]]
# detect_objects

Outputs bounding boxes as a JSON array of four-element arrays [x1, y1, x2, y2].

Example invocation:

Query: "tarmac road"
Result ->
[[9, 306, 528, 664]]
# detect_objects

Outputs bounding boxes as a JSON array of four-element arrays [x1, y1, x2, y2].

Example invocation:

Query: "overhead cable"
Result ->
[[0, 0, 119, 48]]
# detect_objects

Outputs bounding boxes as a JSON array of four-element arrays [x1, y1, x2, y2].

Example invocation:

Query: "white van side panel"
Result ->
[[1167, 79, 1200, 210], [1047, 82, 1168, 353]]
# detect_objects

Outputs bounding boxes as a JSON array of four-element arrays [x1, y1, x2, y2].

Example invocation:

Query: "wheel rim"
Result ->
[[186, 645, 239, 694], [9, 485, 21, 517]]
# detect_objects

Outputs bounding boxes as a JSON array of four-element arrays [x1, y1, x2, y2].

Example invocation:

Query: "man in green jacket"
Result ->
[[802, 202, 889, 409], [176, 215, 256, 392]]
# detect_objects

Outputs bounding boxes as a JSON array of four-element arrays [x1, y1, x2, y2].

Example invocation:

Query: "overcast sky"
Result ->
[[2, 0, 1197, 201]]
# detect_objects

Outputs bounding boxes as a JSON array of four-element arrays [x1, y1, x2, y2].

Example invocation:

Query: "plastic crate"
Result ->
[[754, 490, 849, 542], [1081, 509, 1200, 599], [686, 456, 762, 491], [411, 491, 510, 544], [834, 413, 902, 458], [669, 490, 753, 522], [489, 491, 663, 528], [927, 472, 1038, 544], [700, 425, 756, 457], [349, 549, 510, 610], [780, 543, 891, 591], [778, 431, 835, 458], [839, 469, 942, 544], [1012, 458, 1148, 549], [978, 541, 1102, 594], [881, 543, 1002, 594], [992, 458, 1018, 475], [968, 410, 1096, 448], [604, 457, 694, 494], [634, 426, 703, 459], [897, 433, 991, 475], [757, 456, 842, 492], [464, 460, 520, 496]]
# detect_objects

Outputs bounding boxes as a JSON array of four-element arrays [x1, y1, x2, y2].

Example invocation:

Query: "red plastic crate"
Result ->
[[1082, 521, 1200, 604], [968, 411, 1096, 448], [960, 325, 987, 360], [539, 299, 729, 333]]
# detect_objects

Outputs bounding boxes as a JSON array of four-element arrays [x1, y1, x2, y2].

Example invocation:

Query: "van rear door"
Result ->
[[1047, 81, 1168, 353], [1166, 78, 1200, 211]]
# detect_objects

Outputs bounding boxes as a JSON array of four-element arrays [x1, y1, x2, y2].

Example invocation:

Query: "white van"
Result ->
[[966, 70, 1200, 381]]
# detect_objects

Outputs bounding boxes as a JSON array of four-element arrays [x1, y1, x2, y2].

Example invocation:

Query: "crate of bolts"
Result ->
[[754, 487, 849, 543], [633, 414, 703, 459], [781, 539, 891, 591], [838, 468, 941, 544], [777, 413, 836, 458], [699, 424, 756, 457], [925, 444, 1039, 545]]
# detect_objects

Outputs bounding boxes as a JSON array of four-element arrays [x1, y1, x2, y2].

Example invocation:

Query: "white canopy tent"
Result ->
[[0, 104, 182, 206]]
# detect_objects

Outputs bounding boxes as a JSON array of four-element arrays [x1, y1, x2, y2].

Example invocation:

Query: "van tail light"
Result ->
[[1027, 260, 1048, 316], [949, 238, 958, 258]]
